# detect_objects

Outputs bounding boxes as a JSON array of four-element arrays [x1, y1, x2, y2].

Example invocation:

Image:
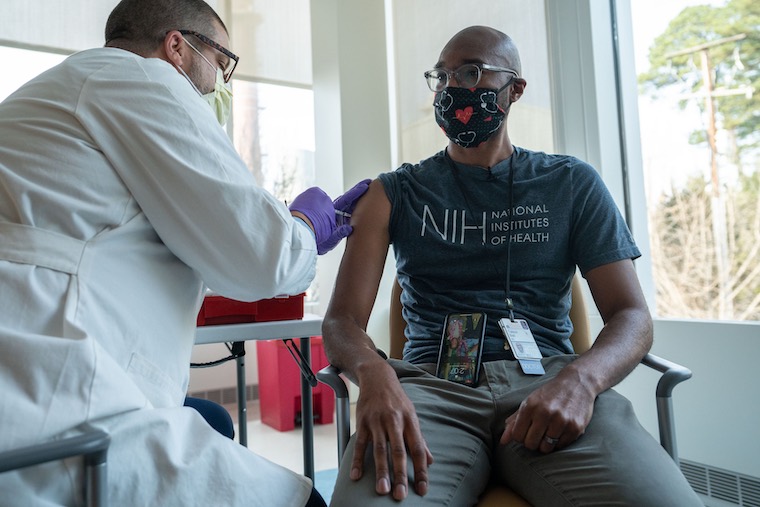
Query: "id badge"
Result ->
[[436, 312, 487, 386], [498, 318, 545, 375]]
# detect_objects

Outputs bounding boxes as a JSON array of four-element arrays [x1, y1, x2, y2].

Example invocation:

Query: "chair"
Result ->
[[317, 275, 693, 506], [0, 429, 111, 507]]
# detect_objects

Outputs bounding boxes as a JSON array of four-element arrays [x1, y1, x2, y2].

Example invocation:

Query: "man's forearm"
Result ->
[[562, 306, 652, 397], [322, 315, 391, 386]]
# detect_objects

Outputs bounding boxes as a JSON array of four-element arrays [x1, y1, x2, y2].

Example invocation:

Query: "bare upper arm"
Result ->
[[325, 179, 391, 330], [585, 259, 649, 323]]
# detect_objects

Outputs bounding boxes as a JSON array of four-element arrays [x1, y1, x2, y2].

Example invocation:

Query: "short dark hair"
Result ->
[[105, 0, 227, 54]]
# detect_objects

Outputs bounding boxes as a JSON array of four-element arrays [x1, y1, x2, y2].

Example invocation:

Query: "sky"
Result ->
[[629, 0, 734, 199], [629, 0, 724, 74]]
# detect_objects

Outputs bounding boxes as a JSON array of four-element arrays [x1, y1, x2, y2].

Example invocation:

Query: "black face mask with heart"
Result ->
[[433, 84, 511, 148]]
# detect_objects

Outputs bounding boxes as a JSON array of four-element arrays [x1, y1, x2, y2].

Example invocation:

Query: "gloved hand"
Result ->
[[289, 179, 371, 255], [333, 178, 371, 227]]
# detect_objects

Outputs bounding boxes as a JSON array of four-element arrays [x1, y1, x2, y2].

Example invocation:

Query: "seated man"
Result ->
[[322, 25, 702, 506]]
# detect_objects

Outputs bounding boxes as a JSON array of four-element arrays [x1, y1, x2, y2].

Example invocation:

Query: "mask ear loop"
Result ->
[[178, 36, 220, 97], [175, 63, 204, 98], [496, 77, 516, 113]]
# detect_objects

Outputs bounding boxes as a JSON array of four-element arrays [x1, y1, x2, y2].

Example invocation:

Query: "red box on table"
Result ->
[[196, 293, 305, 326]]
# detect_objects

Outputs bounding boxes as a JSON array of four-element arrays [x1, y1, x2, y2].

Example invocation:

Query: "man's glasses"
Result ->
[[424, 63, 519, 92], [178, 29, 239, 83]]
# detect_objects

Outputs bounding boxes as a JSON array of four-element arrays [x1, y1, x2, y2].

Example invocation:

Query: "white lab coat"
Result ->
[[0, 48, 317, 506]]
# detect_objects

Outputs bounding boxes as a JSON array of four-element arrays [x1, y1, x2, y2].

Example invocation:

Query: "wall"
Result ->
[[614, 318, 760, 477]]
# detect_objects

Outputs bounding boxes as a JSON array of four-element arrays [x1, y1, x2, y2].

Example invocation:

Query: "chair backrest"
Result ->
[[389, 275, 591, 359]]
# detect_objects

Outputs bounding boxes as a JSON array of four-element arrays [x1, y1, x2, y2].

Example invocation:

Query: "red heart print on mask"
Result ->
[[455, 106, 474, 124]]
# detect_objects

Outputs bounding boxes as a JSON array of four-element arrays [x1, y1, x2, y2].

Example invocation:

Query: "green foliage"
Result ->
[[638, 0, 760, 151]]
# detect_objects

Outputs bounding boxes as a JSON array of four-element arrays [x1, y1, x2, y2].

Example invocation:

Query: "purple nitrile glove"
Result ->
[[289, 187, 338, 255], [333, 178, 371, 228], [317, 179, 372, 253], [290, 180, 371, 255]]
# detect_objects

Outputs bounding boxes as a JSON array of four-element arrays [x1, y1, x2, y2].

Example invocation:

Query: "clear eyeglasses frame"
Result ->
[[424, 63, 519, 92]]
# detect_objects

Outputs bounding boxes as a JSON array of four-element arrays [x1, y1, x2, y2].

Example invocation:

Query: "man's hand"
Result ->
[[499, 369, 595, 453], [351, 361, 434, 500]]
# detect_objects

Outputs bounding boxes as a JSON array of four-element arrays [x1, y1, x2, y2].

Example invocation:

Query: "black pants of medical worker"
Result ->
[[184, 396, 235, 439]]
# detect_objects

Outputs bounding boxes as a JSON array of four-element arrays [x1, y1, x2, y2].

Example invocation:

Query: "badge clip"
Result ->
[[498, 318, 545, 375]]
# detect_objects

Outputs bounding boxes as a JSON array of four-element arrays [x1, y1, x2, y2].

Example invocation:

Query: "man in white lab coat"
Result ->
[[0, 0, 365, 505]]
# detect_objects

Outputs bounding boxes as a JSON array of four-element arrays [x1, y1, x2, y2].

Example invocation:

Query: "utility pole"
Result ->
[[665, 33, 746, 319]]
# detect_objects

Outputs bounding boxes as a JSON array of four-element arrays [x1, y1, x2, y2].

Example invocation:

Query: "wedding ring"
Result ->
[[544, 435, 560, 446]]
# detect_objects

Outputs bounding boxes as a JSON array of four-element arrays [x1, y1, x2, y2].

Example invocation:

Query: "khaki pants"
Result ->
[[330, 356, 702, 506]]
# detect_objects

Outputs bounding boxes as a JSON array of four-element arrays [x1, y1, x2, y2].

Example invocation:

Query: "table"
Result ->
[[195, 314, 323, 480]]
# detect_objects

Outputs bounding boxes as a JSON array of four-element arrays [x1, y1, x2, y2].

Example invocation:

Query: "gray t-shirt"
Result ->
[[378, 147, 640, 364]]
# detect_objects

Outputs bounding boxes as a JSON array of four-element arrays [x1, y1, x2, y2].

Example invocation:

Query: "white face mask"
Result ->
[[181, 38, 233, 125]]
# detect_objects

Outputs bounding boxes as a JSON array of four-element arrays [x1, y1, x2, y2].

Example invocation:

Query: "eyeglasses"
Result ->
[[424, 63, 519, 92], [178, 29, 239, 83]]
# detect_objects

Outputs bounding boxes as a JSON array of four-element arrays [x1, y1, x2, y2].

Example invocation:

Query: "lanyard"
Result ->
[[444, 148, 517, 321]]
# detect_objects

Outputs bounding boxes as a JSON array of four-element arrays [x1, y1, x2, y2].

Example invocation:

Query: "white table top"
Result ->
[[194, 313, 323, 345]]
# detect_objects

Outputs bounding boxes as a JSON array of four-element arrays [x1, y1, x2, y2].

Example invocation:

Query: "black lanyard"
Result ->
[[445, 149, 517, 321]]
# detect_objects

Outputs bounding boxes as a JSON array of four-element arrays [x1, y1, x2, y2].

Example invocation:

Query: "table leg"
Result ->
[[300, 336, 314, 480], [236, 345, 248, 447]]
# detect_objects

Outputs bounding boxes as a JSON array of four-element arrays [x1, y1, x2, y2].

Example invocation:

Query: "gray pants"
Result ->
[[330, 356, 702, 506]]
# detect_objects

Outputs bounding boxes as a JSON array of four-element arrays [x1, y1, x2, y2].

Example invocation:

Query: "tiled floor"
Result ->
[[225, 401, 353, 475]]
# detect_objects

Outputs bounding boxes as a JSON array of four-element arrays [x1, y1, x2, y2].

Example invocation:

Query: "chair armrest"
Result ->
[[317, 365, 351, 460], [0, 429, 110, 473], [641, 352, 693, 398], [317, 365, 349, 399], [638, 352, 692, 465], [0, 429, 110, 507]]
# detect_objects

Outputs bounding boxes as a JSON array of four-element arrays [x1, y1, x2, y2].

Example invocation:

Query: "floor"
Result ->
[[230, 401, 347, 474], [224, 399, 354, 502]]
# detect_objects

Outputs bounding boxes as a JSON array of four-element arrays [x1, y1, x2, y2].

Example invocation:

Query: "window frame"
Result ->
[[544, 1, 759, 479]]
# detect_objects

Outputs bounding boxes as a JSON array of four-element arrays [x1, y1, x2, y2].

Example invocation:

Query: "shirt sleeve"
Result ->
[[569, 161, 640, 275], [74, 55, 316, 300]]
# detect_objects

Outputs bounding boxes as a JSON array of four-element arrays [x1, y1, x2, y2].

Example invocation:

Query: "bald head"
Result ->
[[440, 26, 522, 76]]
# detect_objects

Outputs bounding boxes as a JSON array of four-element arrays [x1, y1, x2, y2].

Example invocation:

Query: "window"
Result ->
[[231, 80, 315, 200], [0, 46, 66, 101], [230, 79, 319, 307], [631, 0, 759, 321]]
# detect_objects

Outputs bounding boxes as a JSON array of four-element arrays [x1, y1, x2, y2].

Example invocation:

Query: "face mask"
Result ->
[[433, 84, 511, 148], [202, 68, 233, 126], [180, 38, 234, 126]]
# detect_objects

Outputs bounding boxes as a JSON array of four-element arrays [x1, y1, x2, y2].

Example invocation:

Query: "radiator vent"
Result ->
[[742, 477, 760, 507], [188, 384, 258, 406], [681, 459, 760, 507]]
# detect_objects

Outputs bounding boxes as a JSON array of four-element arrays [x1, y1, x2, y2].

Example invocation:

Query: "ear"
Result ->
[[162, 30, 188, 69], [510, 78, 527, 102]]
